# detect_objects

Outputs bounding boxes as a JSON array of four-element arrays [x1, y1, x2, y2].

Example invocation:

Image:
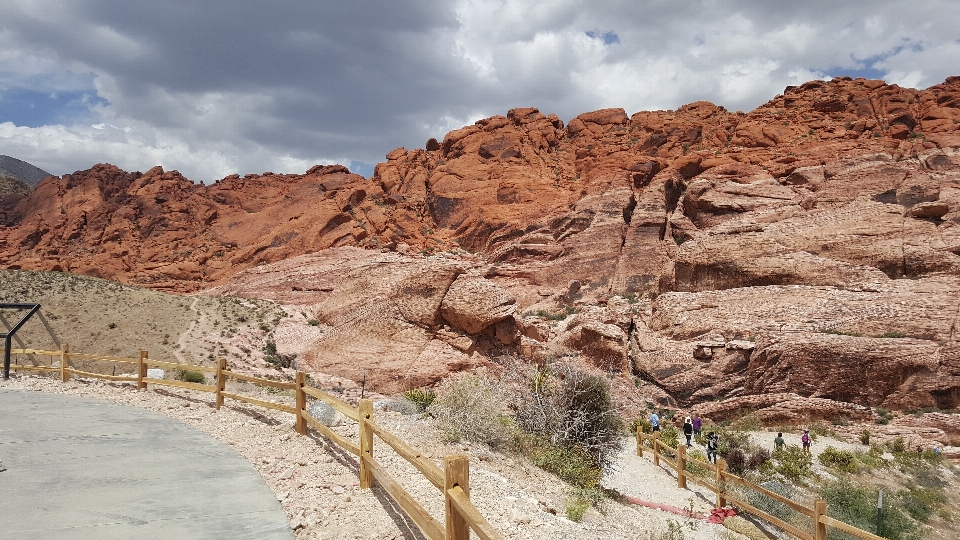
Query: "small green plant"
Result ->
[[402, 388, 436, 412], [860, 429, 870, 445], [564, 496, 589, 522], [564, 486, 604, 522], [177, 370, 206, 384], [774, 445, 812, 480], [108, 322, 117, 329], [531, 441, 603, 488], [889, 436, 906, 454], [819, 446, 860, 473], [307, 319, 319, 326], [818, 328, 863, 337], [875, 407, 894, 425]]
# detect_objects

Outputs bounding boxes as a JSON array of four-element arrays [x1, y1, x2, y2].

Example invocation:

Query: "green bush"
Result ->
[[565, 486, 604, 521], [899, 485, 946, 522], [859, 429, 870, 445], [819, 446, 860, 473], [888, 437, 906, 454], [659, 423, 679, 449], [402, 388, 436, 412], [427, 373, 506, 446], [774, 445, 812, 480], [511, 362, 623, 472], [530, 441, 602, 488], [819, 480, 920, 540], [685, 448, 711, 478], [631, 417, 653, 434], [177, 370, 206, 384]]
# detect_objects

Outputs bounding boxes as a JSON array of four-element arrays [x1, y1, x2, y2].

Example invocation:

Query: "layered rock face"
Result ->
[[3, 76, 960, 420]]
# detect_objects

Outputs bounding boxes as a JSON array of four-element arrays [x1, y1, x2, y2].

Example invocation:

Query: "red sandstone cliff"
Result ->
[[3, 76, 960, 422]]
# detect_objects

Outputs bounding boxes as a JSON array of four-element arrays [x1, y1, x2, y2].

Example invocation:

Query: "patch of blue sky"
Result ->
[[349, 161, 374, 178], [585, 30, 620, 45], [0, 87, 108, 127]]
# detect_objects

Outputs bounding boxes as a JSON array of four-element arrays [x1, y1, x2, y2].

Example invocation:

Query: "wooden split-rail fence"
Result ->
[[7, 345, 503, 540], [637, 430, 886, 540]]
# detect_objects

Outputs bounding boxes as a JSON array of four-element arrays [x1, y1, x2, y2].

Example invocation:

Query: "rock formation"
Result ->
[[2, 76, 960, 417]]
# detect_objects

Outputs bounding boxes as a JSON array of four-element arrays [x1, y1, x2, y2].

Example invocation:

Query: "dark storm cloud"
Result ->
[[1, 1, 958, 180]]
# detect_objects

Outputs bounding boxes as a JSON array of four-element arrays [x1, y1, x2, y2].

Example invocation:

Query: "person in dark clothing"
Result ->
[[692, 415, 702, 437], [683, 416, 693, 446], [706, 432, 719, 463]]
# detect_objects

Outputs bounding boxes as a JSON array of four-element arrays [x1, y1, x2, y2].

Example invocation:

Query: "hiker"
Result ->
[[692, 415, 702, 437], [774, 432, 785, 452], [683, 416, 693, 446], [706, 432, 719, 463], [650, 411, 660, 432], [801, 429, 811, 453]]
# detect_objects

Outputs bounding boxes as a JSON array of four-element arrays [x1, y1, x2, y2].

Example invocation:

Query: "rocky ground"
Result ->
[[1, 373, 749, 540]]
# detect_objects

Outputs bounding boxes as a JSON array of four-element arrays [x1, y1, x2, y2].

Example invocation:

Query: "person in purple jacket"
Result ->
[[692, 415, 702, 438]]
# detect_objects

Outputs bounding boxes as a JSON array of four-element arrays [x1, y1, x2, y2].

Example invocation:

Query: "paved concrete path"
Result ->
[[0, 389, 293, 539]]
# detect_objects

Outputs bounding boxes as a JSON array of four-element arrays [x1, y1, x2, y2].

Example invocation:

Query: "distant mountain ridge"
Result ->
[[0, 155, 52, 185]]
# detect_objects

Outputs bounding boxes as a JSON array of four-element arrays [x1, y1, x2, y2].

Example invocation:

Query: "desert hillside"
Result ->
[[2, 76, 959, 445]]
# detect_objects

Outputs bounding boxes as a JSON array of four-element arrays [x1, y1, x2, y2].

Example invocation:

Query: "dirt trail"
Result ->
[[173, 296, 201, 363], [606, 439, 731, 540]]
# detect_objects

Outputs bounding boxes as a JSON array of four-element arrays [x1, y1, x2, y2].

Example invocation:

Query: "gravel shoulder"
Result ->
[[1, 374, 745, 540]]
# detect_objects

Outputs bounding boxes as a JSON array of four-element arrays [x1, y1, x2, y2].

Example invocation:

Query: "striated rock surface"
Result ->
[[3, 76, 960, 414]]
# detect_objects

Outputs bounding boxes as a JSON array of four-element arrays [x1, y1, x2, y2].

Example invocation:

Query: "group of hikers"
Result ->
[[648, 410, 816, 464]]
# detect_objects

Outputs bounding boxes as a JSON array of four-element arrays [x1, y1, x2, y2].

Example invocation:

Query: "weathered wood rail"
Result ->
[[8, 345, 504, 540], [637, 430, 886, 540]]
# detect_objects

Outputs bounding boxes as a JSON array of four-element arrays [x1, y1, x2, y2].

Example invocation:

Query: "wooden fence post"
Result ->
[[215, 357, 226, 409], [137, 350, 147, 390], [677, 443, 687, 489], [445, 454, 470, 540], [652, 431, 660, 466], [60, 343, 70, 382], [359, 398, 374, 489], [814, 500, 828, 540], [294, 371, 307, 435], [716, 459, 727, 508], [636, 427, 643, 457]]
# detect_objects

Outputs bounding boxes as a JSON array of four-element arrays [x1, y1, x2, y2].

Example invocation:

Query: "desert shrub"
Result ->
[[630, 417, 652, 434], [427, 373, 506, 446], [659, 423, 680, 450], [745, 480, 794, 523], [530, 441, 602, 488], [402, 388, 436, 412], [774, 445, 812, 480], [685, 448, 711, 478], [565, 496, 589, 522], [176, 370, 205, 384], [819, 480, 919, 540], [875, 408, 894, 425], [819, 446, 860, 473], [565, 486, 604, 521], [888, 437, 906, 454], [857, 446, 890, 470], [726, 448, 747, 475], [746, 448, 772, 470], [510, 362, 623, 473], [859, 429, 870, 445], [899, 485, 946, 522]]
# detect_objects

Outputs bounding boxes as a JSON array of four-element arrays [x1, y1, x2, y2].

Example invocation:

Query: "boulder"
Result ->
[[440, 275, 517, 334]]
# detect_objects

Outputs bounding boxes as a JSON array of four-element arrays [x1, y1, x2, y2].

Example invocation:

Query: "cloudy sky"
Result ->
[[1, 1, 958, 182]]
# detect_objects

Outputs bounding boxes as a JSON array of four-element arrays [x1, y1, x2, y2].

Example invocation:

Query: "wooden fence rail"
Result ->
[[637, 429, 887, 540], [6, 346, 504, 540]]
